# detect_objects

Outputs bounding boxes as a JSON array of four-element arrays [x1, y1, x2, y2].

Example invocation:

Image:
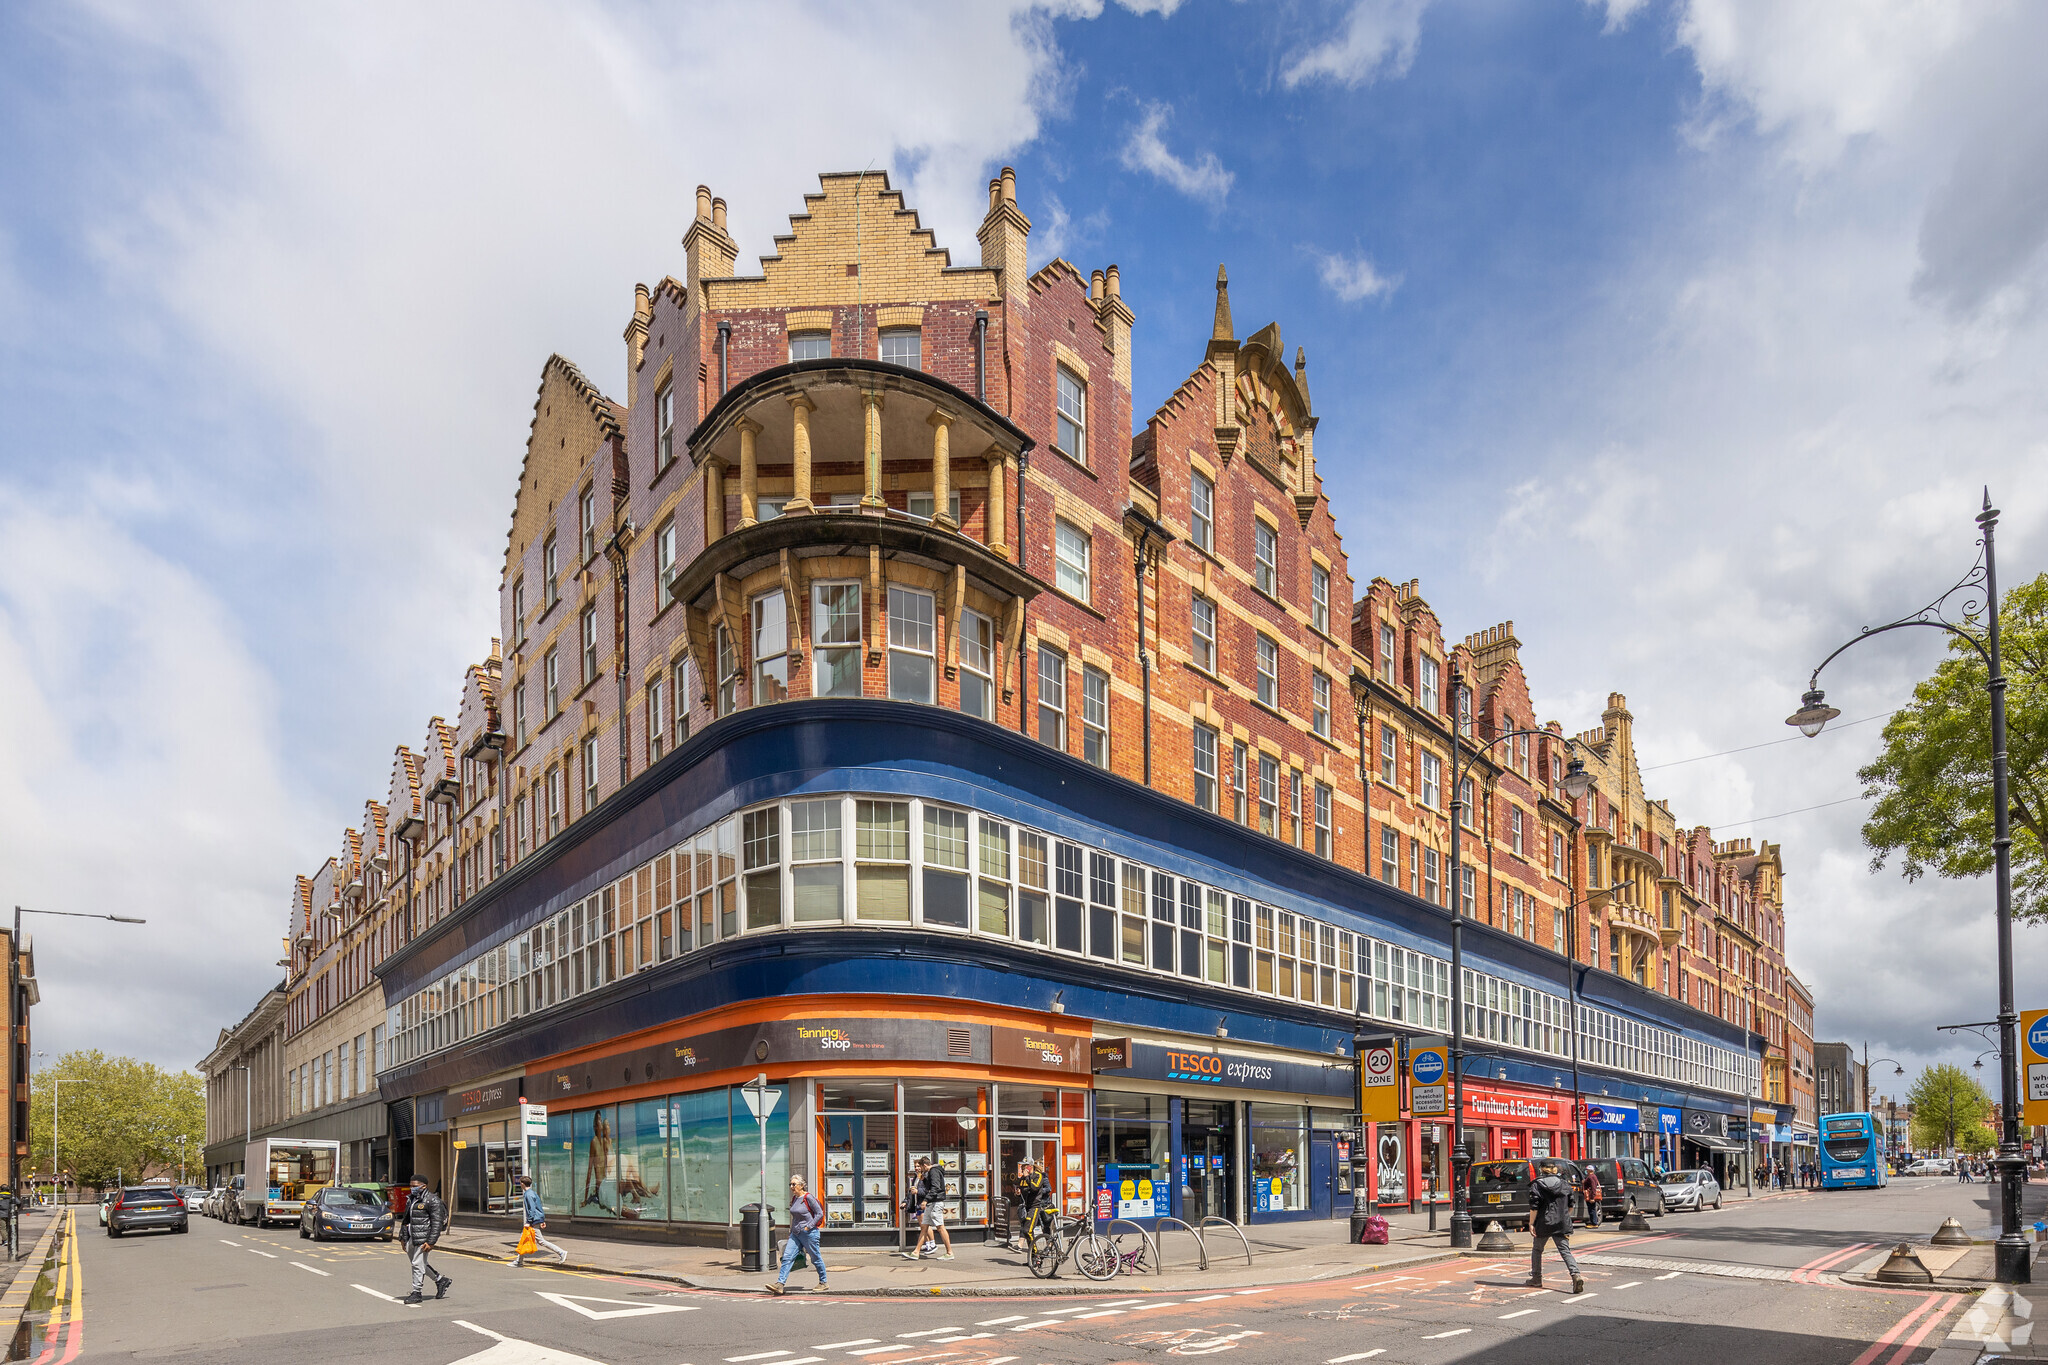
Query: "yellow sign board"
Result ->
[[1356, 1039, 1402, 1125], [1409, 1044, 1450, 1118], [2021, 1008, 2048, 1128]]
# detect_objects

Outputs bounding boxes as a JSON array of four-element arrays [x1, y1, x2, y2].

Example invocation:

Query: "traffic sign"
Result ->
[[1409, 1044, 1450, 1116], [1356, 1037, 1400, 1124], [740, 1079, 782, 1121], [2024, 1007, 2048, 1127]]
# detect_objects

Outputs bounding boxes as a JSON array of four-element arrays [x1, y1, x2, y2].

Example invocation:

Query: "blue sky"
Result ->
[[3, 0, 2045, 1094]]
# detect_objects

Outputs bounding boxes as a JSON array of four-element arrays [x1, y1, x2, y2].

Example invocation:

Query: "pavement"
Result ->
[[65, 1180, 2011, 1364]]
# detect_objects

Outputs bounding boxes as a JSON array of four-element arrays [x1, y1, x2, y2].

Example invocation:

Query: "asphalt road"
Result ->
[[56, 1177, 2000, 1364]]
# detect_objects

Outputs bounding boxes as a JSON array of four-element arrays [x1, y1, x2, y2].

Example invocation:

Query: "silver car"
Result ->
[[1658, 1168, 1723, 1211]]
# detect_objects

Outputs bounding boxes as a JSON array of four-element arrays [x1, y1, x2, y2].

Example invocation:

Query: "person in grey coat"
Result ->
[[1524, 1161, 1585, 1294], [400, 1176, 452, 1305]]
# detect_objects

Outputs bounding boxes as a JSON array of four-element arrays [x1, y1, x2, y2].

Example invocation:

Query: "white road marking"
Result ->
[[1573, 1293, 1599, 1300], [975, 1317, 1027, 1326], [896, 1327, 963, 1338], [1423, 1328, 1472, 1339], [1188, 1292, 1231, 1301], [1613, 1281, 1642, 1289], [219, 1239, 241, 1246], [451, 1321, 611, 1365], [1328, 1352, 1387, 1362], [1072, 1310, 1125, 1319], [845, 1349, 907, 1358], [353, 1284, 399, 1302], [930, 1334, 993, 1343], [1656, 1271, 1683, 1280], [1009, 1319, 1064, 1331], [1099, 1299, 1145, 1306], [541, 1291, 697, 1321], [1500, 1308, 1539, 1319], [290, 1262, 331, 1276], [726, 1353, 795, 1362], [249, 1250, 277, 1258], [814, 1342, 879, 1351], [985, 1358, 1017, 1365], [1132, 1301, 1182, 1309]]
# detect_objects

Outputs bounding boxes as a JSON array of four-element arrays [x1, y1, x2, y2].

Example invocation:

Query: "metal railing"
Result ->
[[1198, 1216, 1253, 1267], [1105, 1218, 1159, 1273], [1153, 1216, 1207, 1270]]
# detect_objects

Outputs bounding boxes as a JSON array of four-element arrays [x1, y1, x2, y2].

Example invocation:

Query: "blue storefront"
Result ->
[[377, 700, 1759, 1241]]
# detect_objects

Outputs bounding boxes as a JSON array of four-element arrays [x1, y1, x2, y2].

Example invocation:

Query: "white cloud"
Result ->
[[1119, 101, 1234, 205], [1311, 248, 1401, 302], [1282, 0, 1430, 89], [1587, 0, 1651, 34]]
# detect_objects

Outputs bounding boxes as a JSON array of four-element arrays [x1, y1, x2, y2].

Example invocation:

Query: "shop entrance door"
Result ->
[[1308, 1138, 1334, 1219], [1181, 1101, 1236, 1223], [998, 1137, 1056, 1242]]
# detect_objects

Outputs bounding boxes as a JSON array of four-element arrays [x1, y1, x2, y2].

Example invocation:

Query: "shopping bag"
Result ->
[[1360, 1215, 1389, 1246], [515, 1227, 539, 1256]]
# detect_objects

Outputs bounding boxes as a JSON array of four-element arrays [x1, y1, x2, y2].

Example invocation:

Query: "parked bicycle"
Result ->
[[1025, 1209, 1115, 1280], [1082, 1225, 1156, 1281]]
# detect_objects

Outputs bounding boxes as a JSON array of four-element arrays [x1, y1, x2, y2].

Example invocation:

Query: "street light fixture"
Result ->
[[9, 906, 146, 1220], [1787, 489, 2027, 1282]]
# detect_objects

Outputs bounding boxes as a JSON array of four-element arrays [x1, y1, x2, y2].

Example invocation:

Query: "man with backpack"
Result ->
[[399, 1175, 451, 1305], [902, 1157, 954, 1260], [767, 1175, 827, 1295], [1526, 1161, 1586, 1294]]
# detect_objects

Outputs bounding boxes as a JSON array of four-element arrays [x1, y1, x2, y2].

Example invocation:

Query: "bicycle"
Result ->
[[1093, 1226, 1155, 1280], [1025, 1209, 1116, 1280]]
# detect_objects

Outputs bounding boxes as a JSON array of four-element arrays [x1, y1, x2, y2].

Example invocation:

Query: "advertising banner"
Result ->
[[1583, 1101, 1641, 1133], [1462, 1086, 1569, 1126], [1681, 1109, 1726, 1138], [1376, 1126, 1407, 1205], [1659, 1108, 1683, 1137]]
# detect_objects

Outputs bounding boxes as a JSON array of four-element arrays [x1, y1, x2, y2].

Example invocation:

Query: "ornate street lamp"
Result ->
[[1786, 490, 2026, 1282]]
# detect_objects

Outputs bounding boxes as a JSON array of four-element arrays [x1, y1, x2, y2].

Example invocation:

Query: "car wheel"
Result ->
[[382, 1233, 394, 1243], [107, 1227, 121, 1238], [176, 1223, 189, 1235], [299, 1221, 310, 1239]]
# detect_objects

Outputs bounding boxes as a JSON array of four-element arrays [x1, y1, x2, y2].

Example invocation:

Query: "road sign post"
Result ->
[[2021, 1009, 2048, 1130], [740, 1074, 781, 1274]]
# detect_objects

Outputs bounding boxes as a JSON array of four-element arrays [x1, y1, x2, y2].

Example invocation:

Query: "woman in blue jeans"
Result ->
[[768, 1175, 827, 1295]]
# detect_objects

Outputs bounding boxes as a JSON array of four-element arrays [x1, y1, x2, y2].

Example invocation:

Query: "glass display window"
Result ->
[[1248, 1102, 1306, 1213], [1095, 1090, 1169, 1220]]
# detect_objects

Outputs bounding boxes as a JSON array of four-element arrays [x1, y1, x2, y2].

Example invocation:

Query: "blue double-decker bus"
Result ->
[[1819, 1112, 1889, 1189]]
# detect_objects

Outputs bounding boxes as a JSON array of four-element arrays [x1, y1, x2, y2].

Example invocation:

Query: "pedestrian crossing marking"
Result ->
[[539, 1290, 697, 1320]]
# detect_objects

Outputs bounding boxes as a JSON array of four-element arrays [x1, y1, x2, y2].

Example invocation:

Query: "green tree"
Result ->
[[1959, 1122, 1998, 1156], [1907, 1063, 1992, 1153], [1860, 572, 2048, 920], [28, 1051, 206, 1189]]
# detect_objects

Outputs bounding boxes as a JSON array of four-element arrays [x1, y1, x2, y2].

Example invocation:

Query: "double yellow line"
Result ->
[[38, 1207, 83, 1364]]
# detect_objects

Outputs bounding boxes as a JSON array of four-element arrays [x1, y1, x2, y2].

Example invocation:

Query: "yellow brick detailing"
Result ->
[[877, 304, 923, 329], [786, 310, 833, 334], [706, 172, 998, 310]]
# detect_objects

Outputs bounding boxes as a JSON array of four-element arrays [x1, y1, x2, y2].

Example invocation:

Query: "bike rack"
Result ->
[[1153, 1216, 1208, 1271], [1105, 1218, 1162, 1272], [1198, 1216, 1253, 1267]]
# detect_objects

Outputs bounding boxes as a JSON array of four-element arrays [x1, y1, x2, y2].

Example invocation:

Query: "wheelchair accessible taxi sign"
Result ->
[[1410, 1043, 1449, 1117], [2025, 1008, 2048, 1127]]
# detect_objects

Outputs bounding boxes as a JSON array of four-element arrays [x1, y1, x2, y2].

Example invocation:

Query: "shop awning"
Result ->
[[1683, 1133, 1746, 1155]]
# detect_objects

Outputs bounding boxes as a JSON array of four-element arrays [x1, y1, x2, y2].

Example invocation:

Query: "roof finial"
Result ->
[[1213, 264, 1233, 341], [1293, 344, 1310, 407]]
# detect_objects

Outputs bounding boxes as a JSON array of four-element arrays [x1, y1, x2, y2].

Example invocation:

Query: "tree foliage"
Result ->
[[1907, 1063, 1992, 1153], [1860, 572, 2048, 920], [29, 1050, 205, 1188]]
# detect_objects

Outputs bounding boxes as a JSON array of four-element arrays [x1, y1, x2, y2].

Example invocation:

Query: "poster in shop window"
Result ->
[[1377, 1128, 1407, 1205]]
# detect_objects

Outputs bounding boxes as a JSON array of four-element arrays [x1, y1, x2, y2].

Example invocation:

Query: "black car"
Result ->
[[299, 1185, 395, 1242], [107, 1186, 190, 1237], [1580, 1157, 1666, 1221], [1468, 1158, 1588, 1231]]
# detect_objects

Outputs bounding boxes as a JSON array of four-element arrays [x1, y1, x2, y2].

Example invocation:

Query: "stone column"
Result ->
[[786, 393, 815, 513], [704, 457, 726, 544], [928, 407, 957, 531], [736, 416, 762, 527], [861, 390, 886, 509], [987, 452, 1009, 558]]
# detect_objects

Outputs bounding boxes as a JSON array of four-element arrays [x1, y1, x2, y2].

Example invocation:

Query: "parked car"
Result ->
[[1658, 1168, 1723, 1212], [1580, 1157, 1666, 1220], [98, 1190, 116, 1226], [107, 1186, 190, 1238], [1467, 1158, 1588, 1231], [222, 1174, 247, 1224], [178, 1186, 206, 1212], [299, 1185, 395, 1243], [1905, 1159, 1955, 1177]]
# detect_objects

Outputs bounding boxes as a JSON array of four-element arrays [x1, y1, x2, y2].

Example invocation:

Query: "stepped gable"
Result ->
[[504, 355, 625, 580]]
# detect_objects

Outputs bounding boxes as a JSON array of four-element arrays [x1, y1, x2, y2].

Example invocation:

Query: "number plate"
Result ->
[[1488, 1193, 1504, 1203]]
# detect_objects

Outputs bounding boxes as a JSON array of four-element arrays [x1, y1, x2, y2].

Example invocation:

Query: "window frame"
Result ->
[[878, 327, 922, 370], [789, 330, 830, 362], [886, 584, 937, 704], [1081, 665, 1110, 768], [1255, 634, 1279, 708], [1311, 671, 1331, 738], [1055, 365, 1087, 465], [1311, 562, 1331, 634], [1190, 593, 1217, 673], [1190, 470, 1214, 553], [752, 590, 791, 705], [1054, 519, 1091, 602], [656, 379, 676, 472], [811, 580, 863, 699], [1037, 645, 1068, 750], [1254, 520, 1279, 597]]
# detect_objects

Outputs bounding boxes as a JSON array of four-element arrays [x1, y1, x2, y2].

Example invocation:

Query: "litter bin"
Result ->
[[739, 1203, 777, 1272]]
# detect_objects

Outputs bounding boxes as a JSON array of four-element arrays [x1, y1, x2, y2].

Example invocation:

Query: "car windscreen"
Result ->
[[326, 1188, 385, 1209], [123, 1189, 182, 1205], [1470, 1163, 1529, 1185]]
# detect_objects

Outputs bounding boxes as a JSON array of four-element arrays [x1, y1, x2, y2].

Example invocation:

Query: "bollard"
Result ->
[[1477, 1220, 1515, 1252], [1931, 1217, 1971, 1246], [1872, 1243, 1934, 1284], [1618, 1199, 1652, 1233]]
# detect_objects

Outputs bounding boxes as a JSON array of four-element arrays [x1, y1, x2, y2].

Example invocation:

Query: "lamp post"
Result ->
[[1862, 1048, 1904, 1166], [49, 1078, 84, 1205], [1786, 490, 2026, 1282], [9, 906, 145, 1236], [1445, 673, 1597, 1247]]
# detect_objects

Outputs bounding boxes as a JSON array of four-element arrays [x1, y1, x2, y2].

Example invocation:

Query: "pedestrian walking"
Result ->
[[900, 1157, 954, 1259], [1580, 1162, 1603, 1227], [399, 1175, 452, 1306], [1524, 1161, 1585, 1295], [767, 1175, 828, 1295], [511, 1175, 566, 1267]]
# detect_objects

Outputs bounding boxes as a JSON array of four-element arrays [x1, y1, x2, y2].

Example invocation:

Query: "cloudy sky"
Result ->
[[3, 0, 2044, 1099]]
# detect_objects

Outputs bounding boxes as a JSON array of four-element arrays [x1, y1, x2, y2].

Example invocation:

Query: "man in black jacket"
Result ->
[[400, 1176, 452, 1305], [1525, 1161, 1585, 1294]]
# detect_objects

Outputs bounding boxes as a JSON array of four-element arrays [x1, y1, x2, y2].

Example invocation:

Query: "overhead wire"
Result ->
[[1638, 711, 1895, 772]]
